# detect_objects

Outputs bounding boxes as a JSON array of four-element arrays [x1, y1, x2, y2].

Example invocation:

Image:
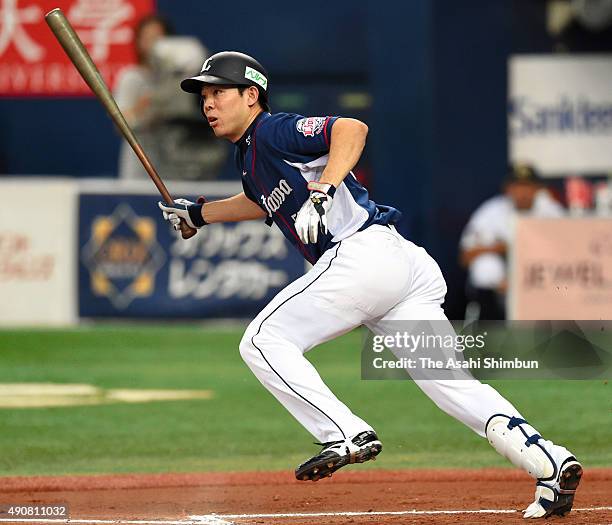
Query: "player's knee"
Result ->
[[238, 331, 258, 364], [239, 323, 282, 366]]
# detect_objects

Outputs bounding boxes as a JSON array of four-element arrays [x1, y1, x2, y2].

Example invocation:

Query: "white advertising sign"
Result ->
[[0, 179, 77, 326], [509, 54, 612, 176]]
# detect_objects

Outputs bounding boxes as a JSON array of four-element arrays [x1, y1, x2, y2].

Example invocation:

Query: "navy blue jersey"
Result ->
[[235, 112, 402, 264]]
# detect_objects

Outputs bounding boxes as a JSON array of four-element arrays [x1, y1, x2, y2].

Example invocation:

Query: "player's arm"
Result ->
[[202, 192, 267, 223], [459, 242, 507, 268], [295, 118, 368, 244], [158, 192, 266, 232], [319, 118, 368, 187]]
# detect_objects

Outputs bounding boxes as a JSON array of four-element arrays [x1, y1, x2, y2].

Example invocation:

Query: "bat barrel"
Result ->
[[44, 8, 174, 206], [44, 9, 197, 239]]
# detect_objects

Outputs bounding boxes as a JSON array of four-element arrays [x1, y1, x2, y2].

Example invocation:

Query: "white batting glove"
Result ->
[[295, 182, 336, 244], [158, 198, 207, 231]]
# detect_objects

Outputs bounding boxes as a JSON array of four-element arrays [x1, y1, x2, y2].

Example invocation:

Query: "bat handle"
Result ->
[[180, 221, 198, 239]]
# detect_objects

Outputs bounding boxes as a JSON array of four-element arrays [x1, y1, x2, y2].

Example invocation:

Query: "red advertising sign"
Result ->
[[0, 0, 154, 96]]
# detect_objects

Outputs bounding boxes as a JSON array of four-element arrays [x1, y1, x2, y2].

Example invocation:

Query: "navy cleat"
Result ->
[[295, 431, 382, 481]]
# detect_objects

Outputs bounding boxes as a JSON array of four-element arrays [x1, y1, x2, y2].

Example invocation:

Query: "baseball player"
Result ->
[[159, 51, 582, 519]]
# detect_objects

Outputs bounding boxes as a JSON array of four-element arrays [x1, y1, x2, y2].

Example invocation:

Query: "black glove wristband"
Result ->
[[188, 203, 207, 228]]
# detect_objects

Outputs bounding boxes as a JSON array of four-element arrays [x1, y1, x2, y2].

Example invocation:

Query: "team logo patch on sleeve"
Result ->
[[296, 117, 327, 137]]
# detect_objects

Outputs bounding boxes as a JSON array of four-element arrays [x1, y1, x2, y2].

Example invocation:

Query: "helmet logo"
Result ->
[[245, 66, 268, 90], [201, 58, 213, 73]]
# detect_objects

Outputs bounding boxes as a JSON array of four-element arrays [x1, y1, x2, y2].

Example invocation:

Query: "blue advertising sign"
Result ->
[[78, 193, 305, 318]]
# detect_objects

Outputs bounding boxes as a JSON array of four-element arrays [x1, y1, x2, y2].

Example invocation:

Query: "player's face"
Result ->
[[506, 182, 539, 210], [200, 85, 253, 142], [137, 20, 166, 64]]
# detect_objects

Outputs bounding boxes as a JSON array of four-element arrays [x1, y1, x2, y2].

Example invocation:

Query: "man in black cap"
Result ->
[[460, 163, 565, 320]]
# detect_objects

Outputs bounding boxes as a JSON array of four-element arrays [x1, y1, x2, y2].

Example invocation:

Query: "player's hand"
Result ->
[[295, 182, 336, 244], [158, 197, 207, 231]]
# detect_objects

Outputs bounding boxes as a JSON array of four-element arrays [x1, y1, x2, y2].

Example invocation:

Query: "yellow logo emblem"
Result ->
[[82, 204, 165, 308]]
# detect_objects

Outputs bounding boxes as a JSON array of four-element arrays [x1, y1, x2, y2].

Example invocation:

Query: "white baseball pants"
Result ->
[[239, 225, 522, 443]]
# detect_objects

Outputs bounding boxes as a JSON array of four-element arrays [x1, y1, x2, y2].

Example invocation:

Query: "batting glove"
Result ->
[[295, 182, 336, 244], [158, 197, 207, 231]]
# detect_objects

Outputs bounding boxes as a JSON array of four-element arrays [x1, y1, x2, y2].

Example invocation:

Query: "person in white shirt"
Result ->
[[460, 164, 565, 319], [114, 14, 173, 180]]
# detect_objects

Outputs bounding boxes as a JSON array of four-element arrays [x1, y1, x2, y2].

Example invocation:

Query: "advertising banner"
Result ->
[[0, 0, 154, 96], [0, 179, 77, 325], [78, 191, 305, 318], [509, 54, 612, 176], [510, 217, 612, 320]]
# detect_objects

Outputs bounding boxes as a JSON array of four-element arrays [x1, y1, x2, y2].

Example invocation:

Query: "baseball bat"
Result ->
[[45, 8, 197, 239]]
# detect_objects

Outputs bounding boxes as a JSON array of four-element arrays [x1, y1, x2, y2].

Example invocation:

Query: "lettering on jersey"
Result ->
[[296, 117, 327, 137], [261, 179, 293, 217]]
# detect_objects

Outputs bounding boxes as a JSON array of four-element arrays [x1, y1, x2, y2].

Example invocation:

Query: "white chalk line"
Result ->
[[190, 506, 612, 523], [0, 506, 611, 524]]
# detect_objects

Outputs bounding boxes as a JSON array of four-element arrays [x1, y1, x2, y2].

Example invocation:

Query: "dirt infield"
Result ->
[[0, 468, 610, 524]]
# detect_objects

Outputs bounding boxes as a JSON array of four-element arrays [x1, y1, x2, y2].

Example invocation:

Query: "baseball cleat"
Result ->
[[523, 458, 583, 519], [295, 431, 382, 481]]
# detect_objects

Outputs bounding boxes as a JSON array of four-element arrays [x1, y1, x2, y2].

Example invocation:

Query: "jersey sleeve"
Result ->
[[261, 114, 339, 155]]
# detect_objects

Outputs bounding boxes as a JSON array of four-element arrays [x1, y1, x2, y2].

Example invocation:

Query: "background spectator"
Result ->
[[459, 164, 565, 319], [114, 14, 173, 180]]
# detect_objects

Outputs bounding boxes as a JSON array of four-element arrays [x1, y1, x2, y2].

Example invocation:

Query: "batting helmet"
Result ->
[[181, 51, 270, 111]]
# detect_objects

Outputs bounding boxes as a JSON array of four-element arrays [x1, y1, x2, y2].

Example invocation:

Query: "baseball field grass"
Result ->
[[0, 325, 609, 477]]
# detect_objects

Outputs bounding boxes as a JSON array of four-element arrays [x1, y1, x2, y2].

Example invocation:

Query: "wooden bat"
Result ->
[[45, 8, 197, 239]]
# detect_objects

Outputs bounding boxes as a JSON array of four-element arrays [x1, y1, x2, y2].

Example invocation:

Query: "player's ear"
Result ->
[[246, 85, 260, 108]]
